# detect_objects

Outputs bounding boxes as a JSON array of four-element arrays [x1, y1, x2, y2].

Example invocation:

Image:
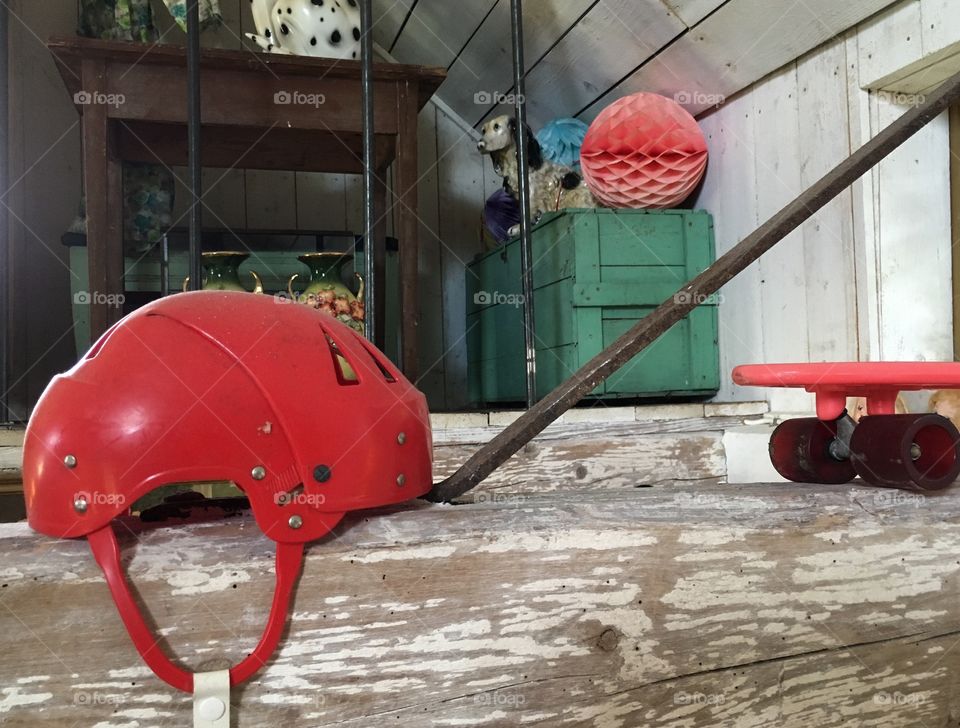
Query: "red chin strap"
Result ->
[[87, 524, 304, 693]]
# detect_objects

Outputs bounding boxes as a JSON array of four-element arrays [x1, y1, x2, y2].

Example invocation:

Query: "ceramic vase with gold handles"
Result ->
[[288, 252, 365, 333], [182, 251, 264, 293]]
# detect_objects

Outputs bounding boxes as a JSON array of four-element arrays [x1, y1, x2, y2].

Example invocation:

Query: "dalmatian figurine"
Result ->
[[477, 114, 601, 237], [247, 0, 361, 59]]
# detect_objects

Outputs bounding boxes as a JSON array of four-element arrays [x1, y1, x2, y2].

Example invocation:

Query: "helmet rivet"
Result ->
[[313, 465, 332, 483], [288, 515, 303, 529], [396, 474, 406, 487], [251, 466, 267, 481], [73, 496, 88, 513], [397, 432, 406, 445], [64, 454, 77, 469]]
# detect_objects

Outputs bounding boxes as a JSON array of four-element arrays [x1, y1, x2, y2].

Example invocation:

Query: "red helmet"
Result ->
[[23, 291, 432, 696]]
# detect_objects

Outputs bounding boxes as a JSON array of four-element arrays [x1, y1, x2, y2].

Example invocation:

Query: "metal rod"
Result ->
[[426, 67, 960, 504], [360, 0, 376, 342], [160, 233, 169, 297], [186, 0, 203, 290], [0, 1, 8, 421], [510, 0, 537, 408]]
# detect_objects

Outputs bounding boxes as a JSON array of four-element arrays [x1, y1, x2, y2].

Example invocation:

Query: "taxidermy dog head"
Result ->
[[477, 115, 544, 170]]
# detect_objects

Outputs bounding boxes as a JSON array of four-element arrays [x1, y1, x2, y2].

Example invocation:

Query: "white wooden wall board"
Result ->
[[874, 104, 952, 361], [919, 0, 959, 57], [436, 108, 486, 409], [243, 170, 298, 229], [692, 93, 764, 402], [752, 63, 812, 413], [845, 29, 885, 360], [519, 0, 687, 129], [390, 0, 499, 71], [371, 0, 417, 52], [295, 172, 349, 230], [8, 485, 960, 725], [437, 0, 595, 127], [796, 37, 860, 365], [660, 0, 729, 27], [415, 106, 447, 406], [172, 166, 248, 230], [578, 0, 903, 122], [856, 0, 923, 87], [850, 0, 928, 359]]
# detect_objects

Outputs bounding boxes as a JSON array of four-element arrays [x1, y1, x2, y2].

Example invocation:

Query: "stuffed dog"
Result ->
[[478, 115, 600, 237]]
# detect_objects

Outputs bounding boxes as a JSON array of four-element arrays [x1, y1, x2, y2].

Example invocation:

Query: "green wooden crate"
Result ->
[[466, 209, 720, 404]]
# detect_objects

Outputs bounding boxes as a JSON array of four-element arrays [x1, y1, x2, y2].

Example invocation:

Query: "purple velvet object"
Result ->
[[484, 188, 522, 243]]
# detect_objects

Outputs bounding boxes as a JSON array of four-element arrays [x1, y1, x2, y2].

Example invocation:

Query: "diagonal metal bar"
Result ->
[[427, 68, 960, 504]]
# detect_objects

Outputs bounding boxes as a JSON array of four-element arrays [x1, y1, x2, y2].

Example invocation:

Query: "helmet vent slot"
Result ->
[[324, 333, 359, 385], [360, 344, 397, 383]]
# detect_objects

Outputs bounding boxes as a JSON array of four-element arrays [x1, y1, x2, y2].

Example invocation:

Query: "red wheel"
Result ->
[[769, 417, 857, 484], [850, 414, 960, 491]]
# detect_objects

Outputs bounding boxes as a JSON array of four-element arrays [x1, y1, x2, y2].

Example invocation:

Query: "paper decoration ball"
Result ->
[[536, 118, 589, 170], [580, 93, 708, 208]]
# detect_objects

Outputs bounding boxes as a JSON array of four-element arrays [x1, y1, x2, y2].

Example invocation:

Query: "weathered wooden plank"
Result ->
[[514, 0, 687, 127], [661, 0, 728, 27], [391, 0, 499, 70], [435, 430, 727, 495], [438, 0, 594, 127], [432, 414, 750, 445], [371, 0, 416, 52], [581, 0, 902, 120], [5, 485, 960, 726]]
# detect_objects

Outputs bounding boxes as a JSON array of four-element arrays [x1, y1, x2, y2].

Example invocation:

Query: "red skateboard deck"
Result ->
[[732, 362, 960, 491], [732, 362, 960, 420]]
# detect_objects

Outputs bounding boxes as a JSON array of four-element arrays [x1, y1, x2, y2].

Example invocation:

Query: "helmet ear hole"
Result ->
[[323, 333, 359, 385], [133, 481, 246, 521]]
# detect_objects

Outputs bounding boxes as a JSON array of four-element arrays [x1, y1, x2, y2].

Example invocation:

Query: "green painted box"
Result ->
[[466, 209, 720, 404]]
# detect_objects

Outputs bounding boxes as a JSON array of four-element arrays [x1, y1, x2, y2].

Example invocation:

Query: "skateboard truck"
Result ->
[[826, 410, 856, 462]]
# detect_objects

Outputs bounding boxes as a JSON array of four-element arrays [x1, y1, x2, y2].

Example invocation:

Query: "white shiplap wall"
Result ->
[[693, 0, 956, 410]]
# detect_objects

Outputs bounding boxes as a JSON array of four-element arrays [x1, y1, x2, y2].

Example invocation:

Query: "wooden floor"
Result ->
[[2, 482, 959, 727]]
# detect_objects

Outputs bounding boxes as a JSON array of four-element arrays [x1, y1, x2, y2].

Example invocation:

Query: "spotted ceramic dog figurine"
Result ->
[[247, 0, 361, 58], [478, 115, 600, 237]]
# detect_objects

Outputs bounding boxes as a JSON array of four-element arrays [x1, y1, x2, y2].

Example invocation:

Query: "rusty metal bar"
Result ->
[[426, 68, 960, 503]]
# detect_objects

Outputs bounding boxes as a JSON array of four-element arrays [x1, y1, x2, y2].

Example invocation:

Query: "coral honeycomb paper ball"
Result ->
[[580, 93, 708, 208]]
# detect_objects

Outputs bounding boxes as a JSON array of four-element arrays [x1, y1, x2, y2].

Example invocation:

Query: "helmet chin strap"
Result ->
[[87, 524, 305, 701]]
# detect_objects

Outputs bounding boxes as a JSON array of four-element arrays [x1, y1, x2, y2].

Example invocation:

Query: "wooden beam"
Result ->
[[428, 68, 960, 503], [5, 485, 960, 724], [115, 122, 397, 174]]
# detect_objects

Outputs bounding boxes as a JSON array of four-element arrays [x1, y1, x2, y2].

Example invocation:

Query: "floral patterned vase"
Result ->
[[288, 252, 365, 333]]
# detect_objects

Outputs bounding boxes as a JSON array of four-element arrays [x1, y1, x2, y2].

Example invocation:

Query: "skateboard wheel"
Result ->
[[769, 417, 857, 484], [849, 414, 960, 491]]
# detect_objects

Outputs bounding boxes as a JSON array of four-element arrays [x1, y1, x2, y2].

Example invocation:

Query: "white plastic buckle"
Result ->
[[193, 669, 231, 728]]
